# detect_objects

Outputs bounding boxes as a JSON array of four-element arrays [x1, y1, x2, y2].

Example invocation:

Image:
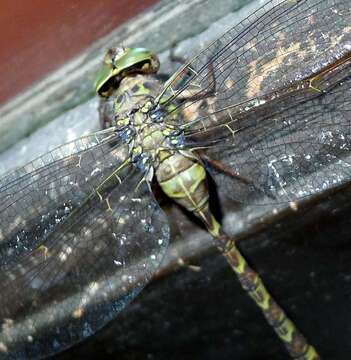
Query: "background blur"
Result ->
[[0, 0, 157, 105]]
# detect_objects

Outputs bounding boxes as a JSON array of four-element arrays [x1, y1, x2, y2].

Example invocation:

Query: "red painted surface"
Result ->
[[0, 0, 159, 105]]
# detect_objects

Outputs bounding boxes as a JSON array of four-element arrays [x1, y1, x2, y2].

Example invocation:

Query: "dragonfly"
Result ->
[[0, 0, 350, 358]]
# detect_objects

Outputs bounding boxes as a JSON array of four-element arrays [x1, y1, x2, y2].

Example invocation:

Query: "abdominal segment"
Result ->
[[156, 150, 221, 237]]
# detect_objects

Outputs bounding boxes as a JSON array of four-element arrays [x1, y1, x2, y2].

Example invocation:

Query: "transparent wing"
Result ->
[[0, 128, 120, 193], [157, 0, 349, 128], [154, 0, 351, 204], [0, 134, 169, 359], [205, 74, 351, 204], [0, 129, 128, 265]]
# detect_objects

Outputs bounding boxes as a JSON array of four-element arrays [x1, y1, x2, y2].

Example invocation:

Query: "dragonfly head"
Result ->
[[95, 47, 160, 97]]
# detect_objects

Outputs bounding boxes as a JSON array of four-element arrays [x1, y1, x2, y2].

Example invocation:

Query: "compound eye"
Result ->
[[105, 47, 129, 67]]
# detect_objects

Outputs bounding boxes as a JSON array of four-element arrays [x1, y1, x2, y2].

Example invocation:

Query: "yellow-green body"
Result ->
[[111, 74, 221, 237], [97, 49, 320, 360]]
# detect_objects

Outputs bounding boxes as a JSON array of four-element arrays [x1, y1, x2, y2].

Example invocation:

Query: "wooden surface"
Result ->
[[0, 0, 158, 105], [0, 0, 251, 162], [0, 0, 250, 155]]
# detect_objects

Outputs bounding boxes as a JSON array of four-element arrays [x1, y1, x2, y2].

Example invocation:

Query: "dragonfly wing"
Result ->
[[0, 136, 169, 358], [155, 0, 351, 204], [203, 70, 351, 204], [0, 130, 129, 266], [0, 129, 120, 191], [157, 0, 349, 127]]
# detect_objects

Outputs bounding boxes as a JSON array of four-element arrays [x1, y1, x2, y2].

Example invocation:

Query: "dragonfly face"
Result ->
[[95, 47, 160, 97], [0, 0, 350, 358]]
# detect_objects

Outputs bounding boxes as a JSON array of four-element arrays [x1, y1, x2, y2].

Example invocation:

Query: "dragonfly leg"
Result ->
[[199, 152, 275, 200], [168, 44, 188, 65], [177, 61, 217, 103], [154, 43, 189, 83], [98, 94, 115, 130], [200, 152, 252, 185], [163, 54, 217, 105]]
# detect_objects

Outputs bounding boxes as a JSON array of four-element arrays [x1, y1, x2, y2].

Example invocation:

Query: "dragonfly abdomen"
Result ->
[[156, 150, 220, 237]]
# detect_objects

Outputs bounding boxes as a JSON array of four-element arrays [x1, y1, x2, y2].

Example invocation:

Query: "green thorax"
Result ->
[[113, 75, 163, 115], [95, 47, 218, 235], [114, 74, 177, 171]]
